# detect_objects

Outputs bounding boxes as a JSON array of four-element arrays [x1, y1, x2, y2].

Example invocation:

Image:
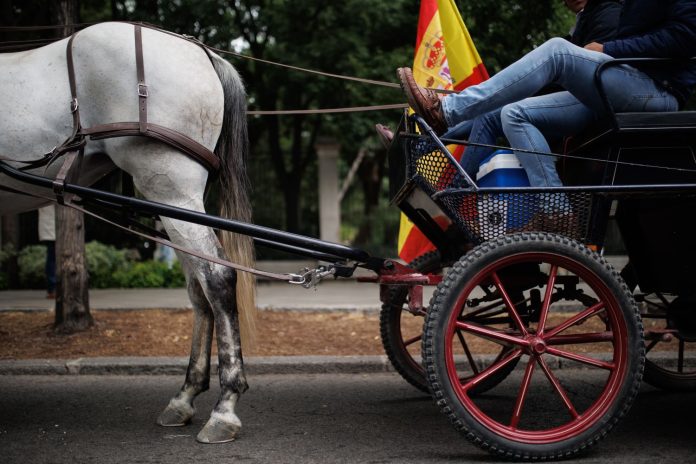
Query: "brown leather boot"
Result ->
[[397, 67, 447, 134], [374, 123, 394, 149]]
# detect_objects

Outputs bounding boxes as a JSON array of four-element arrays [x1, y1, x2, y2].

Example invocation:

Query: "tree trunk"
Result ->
[[52, 0, 91, 333], [54, 0, 79, 37], [0, 214, 20, 288], [352, 147, 388, 245], [54, 206, 92, 333]]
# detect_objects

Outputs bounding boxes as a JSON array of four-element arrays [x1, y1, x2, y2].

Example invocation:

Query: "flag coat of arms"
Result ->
[[397, 0, 489, 263]]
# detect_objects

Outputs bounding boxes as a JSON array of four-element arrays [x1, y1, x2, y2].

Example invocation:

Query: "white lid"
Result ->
[[476, 153, 523, 180]]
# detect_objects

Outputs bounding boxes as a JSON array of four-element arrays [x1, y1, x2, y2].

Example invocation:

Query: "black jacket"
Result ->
[[603, 0, 696, 105], [571, 0, 623, 46]]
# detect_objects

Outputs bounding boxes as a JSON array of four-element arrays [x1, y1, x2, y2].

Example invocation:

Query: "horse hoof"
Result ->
[[196, 416, 241, 444], [157, 403, 194, 427]]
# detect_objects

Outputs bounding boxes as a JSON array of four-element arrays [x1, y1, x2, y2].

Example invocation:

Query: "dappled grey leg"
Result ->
[[158, 271, 215, 426], [195, 259, 248, 444]]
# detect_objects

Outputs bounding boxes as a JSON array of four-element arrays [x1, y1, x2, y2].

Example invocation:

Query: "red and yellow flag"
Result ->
[[397, 0, 489, 263]]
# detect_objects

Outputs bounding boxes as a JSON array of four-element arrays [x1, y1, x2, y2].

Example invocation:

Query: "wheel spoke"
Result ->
[[546, 346, 615, 370], [457, 330, 479, 375], [544, 301, 605, 339], [510, 356, 536, 429], [537, 265, 558, 334], [455, 321, 527, 347], [546, 331, 615, 345], [462, 299, 507, 321], [491, 272, 528, 336], [403, 334, 422, 347], [645, 338, 659, 354], [462, 349, 523, 392], [536, 356, 579, 419]]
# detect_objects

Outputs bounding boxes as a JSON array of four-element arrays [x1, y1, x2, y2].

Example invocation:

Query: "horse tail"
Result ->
[[208, 52, 257, 348]]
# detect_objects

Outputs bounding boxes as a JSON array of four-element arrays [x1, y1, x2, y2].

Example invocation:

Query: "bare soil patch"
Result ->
[[0, 309, 394, 359], [0, 309, 684, 360]]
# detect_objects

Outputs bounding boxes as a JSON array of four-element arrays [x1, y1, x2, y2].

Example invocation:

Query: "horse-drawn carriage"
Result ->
[[2, 22, 695, 460], [381, 71, 696, 457]]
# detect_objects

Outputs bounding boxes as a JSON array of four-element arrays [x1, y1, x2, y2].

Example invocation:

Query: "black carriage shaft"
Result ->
[[0, 162, 375, 266]]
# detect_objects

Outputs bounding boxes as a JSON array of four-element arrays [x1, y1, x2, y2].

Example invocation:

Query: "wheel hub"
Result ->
[[529, 337, 547, 355]]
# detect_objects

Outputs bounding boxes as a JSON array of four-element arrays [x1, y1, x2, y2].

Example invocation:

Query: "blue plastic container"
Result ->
[[476, 150, 530, 188], [475, 150, 533, 237]]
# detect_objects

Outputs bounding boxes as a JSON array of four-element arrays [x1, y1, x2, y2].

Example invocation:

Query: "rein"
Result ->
[[0, 21, 452, 116], [0, 180, 308, 284]]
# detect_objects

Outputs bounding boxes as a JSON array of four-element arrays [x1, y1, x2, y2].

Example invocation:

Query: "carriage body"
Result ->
[[390, 111, 696, 293], [383, 110, 696, 460]]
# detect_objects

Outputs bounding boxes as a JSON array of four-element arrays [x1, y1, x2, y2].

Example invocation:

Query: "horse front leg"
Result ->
[[157, 273, 214, 427]]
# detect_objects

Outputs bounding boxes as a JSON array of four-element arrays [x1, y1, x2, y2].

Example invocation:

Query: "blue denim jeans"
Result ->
[[441, 37, 679, 188], [441, 110, 503, 182]]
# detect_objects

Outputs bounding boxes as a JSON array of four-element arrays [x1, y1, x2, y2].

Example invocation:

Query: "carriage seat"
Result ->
[[615, 111, 696, 131]]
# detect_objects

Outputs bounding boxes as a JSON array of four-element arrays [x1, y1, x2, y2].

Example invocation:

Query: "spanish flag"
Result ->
[[397, 0, 488, 263]]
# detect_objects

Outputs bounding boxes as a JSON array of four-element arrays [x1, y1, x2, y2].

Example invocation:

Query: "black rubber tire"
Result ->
[[644, 358, 696, 391], [620, 262, 696, 392], [379, 251, 442, 393], [423, 233, 644, 460], [380, 251, 519, 394]]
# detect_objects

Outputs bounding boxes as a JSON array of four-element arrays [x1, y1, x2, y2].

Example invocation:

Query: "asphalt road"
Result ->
[[0, 372, 694, 463]]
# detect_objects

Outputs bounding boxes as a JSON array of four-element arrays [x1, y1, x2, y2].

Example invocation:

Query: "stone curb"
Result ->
[[0, 352, 674, 376], [0, 356, 394, 376]]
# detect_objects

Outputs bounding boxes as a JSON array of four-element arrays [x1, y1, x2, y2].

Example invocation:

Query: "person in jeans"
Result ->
[[38, 205, 56, 299], [379, 0, 623, 181], [455, 0, 623, 181], [398, 0, 696, 192]]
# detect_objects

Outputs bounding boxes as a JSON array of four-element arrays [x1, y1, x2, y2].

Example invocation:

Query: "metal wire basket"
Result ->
[[403, 134, 592, 244]]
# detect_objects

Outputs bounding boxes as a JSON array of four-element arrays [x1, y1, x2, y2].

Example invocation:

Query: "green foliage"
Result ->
[[4, 1, 580, 259], [85, 241, 129, 288], [111, 259, 186, 289], [17, 245, 47, 290], [455, 0, 576, 73], [13, 241, 185, 289]]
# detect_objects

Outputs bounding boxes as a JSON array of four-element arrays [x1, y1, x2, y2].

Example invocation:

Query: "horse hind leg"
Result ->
[[189, 251, 247, 444], [155, 220, 247, 444], [117, 144, 248, 444], [157, 271, 214, 427]]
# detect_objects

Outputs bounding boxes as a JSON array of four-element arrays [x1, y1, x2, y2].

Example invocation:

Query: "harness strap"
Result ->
[[134, 25, 148, 134], [51, 148, 83, 204], [82, 122, 220, 172], [0, 178, 301, 282], [66, 31, 81, 136], [59, 23, 220, 174], [71, 201, 300, 282]]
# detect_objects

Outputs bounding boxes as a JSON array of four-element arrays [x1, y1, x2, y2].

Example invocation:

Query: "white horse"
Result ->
[[0, 22, 255, 443]]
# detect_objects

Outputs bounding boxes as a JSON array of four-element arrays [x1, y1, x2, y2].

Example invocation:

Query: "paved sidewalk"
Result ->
[[0, 280, 385, 313], [0, 255, 628, 313]]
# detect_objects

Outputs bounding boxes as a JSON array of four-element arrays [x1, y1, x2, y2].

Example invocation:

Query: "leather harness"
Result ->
[[0, 23, 222, 203], [66, 24, 221, 172]]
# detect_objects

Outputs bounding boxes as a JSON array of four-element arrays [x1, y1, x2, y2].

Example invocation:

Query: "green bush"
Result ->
[[18, 245, 46, 289], [85, 241, 129, 288], [12, 241, 185, 289], [111, 259, 185, 288]]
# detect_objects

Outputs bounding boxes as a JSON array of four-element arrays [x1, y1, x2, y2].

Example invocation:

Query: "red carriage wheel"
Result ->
[[380, 251, 442, 392], [381, 251, 519, 394], [620, 262, 696, 391], [640, 293, 696, 391], [422, 233, 644, 459]]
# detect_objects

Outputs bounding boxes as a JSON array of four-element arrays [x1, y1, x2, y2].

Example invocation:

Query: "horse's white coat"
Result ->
[[0, 23, 252, 443]]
